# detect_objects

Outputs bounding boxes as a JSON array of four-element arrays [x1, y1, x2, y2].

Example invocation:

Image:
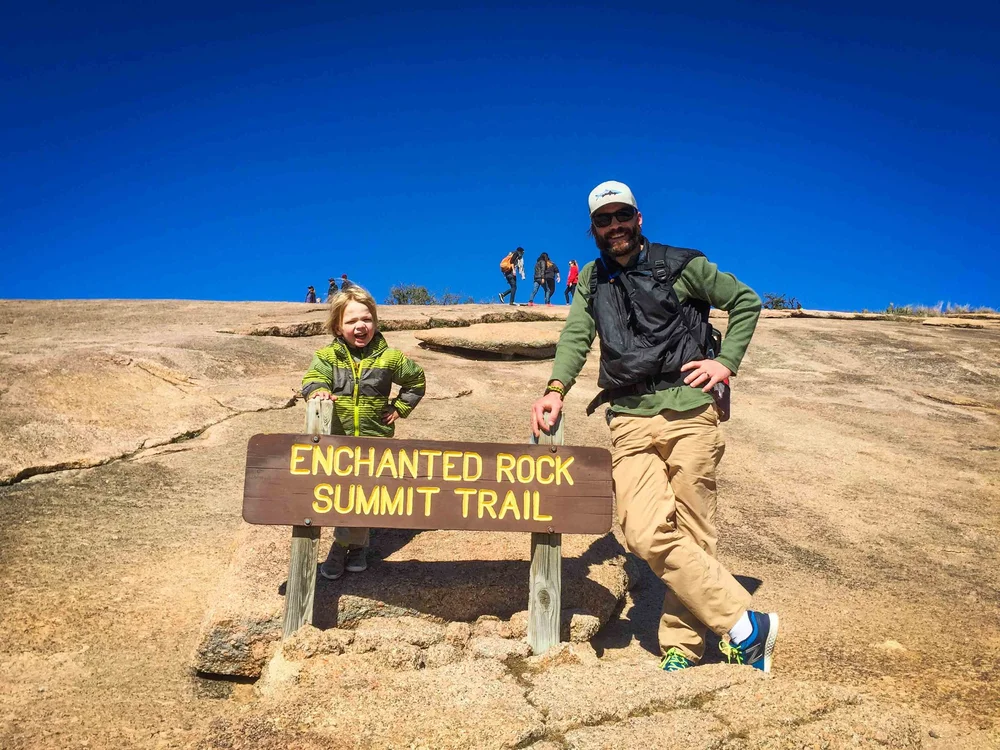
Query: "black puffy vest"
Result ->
[[587, 241, 711, 393]]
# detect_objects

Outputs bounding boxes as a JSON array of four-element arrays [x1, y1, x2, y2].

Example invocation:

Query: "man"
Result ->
[[530, 181, 778, 673], [328, 277, 338, 300], [340, 274, 356, 291], [305, 286, 317, 303], [498, 246, 526, 304]]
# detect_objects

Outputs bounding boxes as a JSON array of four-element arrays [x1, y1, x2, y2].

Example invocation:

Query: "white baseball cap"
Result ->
[[588, 180, 637, 215]]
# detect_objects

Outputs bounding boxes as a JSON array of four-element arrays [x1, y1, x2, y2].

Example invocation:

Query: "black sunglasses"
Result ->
[[591, 205, 637, 227]]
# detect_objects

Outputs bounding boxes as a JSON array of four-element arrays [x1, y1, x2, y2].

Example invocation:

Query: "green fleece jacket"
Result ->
[[550, 253, 761, 416], [301, 333, 426, 437]]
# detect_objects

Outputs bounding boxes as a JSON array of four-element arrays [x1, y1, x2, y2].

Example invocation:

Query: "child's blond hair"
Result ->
[[326, 286, 379, 336]]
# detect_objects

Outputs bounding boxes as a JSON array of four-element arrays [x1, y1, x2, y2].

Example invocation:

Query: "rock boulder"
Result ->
[[415, 321, 565, 359]]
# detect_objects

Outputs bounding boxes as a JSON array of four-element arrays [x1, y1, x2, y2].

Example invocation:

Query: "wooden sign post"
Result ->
[[528, 414, 563, 654], [244, 410, 612, 652], [282, 398, 332, 638]]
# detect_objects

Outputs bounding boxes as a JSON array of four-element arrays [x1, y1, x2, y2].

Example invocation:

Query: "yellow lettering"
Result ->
[[532, 491, 552, 522], [398, 449, 419, 479], [454, 488, 477, 518], [312, 483, 334, 513], [376, 448, 398, 479], [334, 446, 353, 476], [478, 489, 499, 519], [462, 452, 482, 481], [522, 490, 531, 519], [343, 484, 357, 513], [496, 453, 516, 483], [416, 486, 440, 516], [535, 454, 555, 485], [381, 486, 405, 516], [289, 444, 311, 475], [406, 487, 414, 516], [516, 455, 535, 483], [354, 447, 375, 477], [418, 449, 443, 478], [555, 456, 575, 486], [333, 484, 352, 513], [311, 445, 334, 476], [357, 484, 379, 515], [498, 490, 521, 520], [442, 450, 463, 481]]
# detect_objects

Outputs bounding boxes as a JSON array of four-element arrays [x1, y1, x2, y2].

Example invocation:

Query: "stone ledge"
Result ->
[[193, 524, 633, 678]]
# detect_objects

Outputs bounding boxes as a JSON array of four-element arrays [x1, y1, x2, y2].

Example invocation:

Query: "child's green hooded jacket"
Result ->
[[300, 333, 425, 437]]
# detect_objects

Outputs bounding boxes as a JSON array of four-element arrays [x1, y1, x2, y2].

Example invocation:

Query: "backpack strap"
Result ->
[[586, 256, 612, 312], [650, 243, 670, 283], [648, 243, 703, 284]]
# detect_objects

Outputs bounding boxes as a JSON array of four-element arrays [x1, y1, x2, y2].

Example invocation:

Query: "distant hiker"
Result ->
[[328, 277, 338, 300], [531, 181, 775, 674], [498, 247, 526, 304], [528, 252, 558, 306], [305, 286, 317, 303], [564, 260, 579, 304], [340, 274, 356, 291], [543, 257, 560, 305], [301, 286, 426, 580]]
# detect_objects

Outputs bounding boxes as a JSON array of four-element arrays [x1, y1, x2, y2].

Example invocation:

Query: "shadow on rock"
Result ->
[[284, 533, 629, 632], [592, 554, 762, 660]]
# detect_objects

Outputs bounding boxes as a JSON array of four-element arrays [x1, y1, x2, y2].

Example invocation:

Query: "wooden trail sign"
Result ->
[[243, 434, 613, 535], [262, 398, 612, 654]]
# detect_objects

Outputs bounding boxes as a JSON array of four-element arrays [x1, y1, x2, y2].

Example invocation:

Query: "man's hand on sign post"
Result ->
[[309, 391, 337, 402], [531, 388, 564, 437], [680, 359, 732, 392]]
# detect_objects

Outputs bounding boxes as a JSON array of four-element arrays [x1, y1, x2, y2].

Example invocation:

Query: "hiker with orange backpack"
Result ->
[[498, 247, 526, 304]]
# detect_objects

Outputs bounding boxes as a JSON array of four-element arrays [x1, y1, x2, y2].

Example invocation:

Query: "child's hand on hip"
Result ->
[[382, 409, 400, 425]]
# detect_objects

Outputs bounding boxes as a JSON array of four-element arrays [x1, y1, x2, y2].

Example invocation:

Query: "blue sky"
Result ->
[[2, 1, 998, 310]]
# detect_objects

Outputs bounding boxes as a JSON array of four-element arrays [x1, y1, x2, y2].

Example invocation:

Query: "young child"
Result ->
[[300, 286, 426, 580]]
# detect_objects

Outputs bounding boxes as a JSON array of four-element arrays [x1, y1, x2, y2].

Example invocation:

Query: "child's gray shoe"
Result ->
[[345, 546, 368, 573], [319, 543, 348, 580]]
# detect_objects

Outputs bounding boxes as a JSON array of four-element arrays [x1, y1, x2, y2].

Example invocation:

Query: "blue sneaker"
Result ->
[[658, 647, 694, 672], [719, 611, 779, 673]]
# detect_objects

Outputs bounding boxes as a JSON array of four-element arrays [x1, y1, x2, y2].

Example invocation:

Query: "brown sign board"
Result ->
[[243, 434, 613, 534]]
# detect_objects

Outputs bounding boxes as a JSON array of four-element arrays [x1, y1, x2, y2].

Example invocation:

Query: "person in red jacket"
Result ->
[[564, 260, 579, 304]]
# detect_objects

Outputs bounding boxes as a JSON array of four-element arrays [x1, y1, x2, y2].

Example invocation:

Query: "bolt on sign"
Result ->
[[243, 434, 613, 534]]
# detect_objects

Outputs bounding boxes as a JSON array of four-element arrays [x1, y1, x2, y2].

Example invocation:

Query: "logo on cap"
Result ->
[[596, 189, 621, 198]]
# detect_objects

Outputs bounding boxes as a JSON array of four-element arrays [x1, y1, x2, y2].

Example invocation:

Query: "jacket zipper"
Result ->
[[350, 356, 362, 436]]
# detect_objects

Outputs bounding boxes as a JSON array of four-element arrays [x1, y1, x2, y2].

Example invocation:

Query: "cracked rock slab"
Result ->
[[704, 677, 924, 747], [0, 335, 301, 485], [204, 659, 546, 750], [553, 671, 925, 749], [527, 661, 761, 732], [213, 647, 929, 750], [562, 709, 728, 749]]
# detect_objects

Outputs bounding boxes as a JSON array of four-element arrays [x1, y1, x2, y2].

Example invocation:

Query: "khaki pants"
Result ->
[[333, 527, 369, 547], [609, 404, 751, 661]]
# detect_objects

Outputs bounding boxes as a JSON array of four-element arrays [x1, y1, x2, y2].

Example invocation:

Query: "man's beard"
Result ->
[[594, 222, 642, 258]]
